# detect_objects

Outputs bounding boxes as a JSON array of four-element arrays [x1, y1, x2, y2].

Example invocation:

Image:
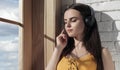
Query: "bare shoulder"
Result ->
[[102, 48, 110, 54], [102, 47, 111, 57], [102, 47, 115, 70]]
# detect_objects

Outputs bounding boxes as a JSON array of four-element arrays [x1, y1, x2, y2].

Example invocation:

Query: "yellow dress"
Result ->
[[57, 53, 97, 70]]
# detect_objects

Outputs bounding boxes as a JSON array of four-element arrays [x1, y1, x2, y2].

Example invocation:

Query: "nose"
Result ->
[[66, 22, 71, 28]]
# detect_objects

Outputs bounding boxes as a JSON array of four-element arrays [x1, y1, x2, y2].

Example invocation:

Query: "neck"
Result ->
[[74, 37, 83, 48]]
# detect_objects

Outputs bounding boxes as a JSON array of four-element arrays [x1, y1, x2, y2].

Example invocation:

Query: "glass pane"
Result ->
[[0, 21, 19, 69], [0, 0, 19, 22]]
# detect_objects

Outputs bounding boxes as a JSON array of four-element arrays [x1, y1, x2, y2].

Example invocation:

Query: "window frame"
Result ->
[[0, 0, 62, 70], [44, 0, 62, 68]]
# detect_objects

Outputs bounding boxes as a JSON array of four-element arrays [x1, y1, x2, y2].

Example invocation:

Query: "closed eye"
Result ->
[[70, 17, 78, 22], [64, 17, 78, 24], [71, 19, 77, 22]]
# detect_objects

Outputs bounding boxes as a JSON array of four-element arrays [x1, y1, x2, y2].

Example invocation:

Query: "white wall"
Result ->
[[62, 0, 120, 70]]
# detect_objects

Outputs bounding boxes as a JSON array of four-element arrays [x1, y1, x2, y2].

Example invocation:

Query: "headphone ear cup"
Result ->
[[84, 6, 95, 27], [85, 16, 94, 27]]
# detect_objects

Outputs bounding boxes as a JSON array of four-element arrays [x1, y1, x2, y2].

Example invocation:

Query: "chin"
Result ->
[[67, 34, 75, 37]]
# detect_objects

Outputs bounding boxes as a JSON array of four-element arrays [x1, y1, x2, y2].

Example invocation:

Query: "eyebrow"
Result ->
[[64, 17, 78, 21]]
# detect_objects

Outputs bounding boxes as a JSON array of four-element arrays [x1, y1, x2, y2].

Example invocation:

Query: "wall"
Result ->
[[62, 0, 120, 70]]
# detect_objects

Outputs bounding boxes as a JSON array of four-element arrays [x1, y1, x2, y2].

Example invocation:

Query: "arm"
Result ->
[[45, 47, 62, 70], [46, 30, 67, 70], [102, 48, 115, 70]]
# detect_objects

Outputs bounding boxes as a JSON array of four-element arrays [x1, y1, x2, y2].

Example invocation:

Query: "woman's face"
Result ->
[[64, 9, 85, 38]]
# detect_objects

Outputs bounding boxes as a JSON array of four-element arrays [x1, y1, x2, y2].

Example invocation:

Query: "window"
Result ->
[[0, 0, 20, 70], [0, 0, 61, 70]]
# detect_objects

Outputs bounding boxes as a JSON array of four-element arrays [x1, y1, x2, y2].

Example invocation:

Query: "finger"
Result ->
[[57, 34, 64, 40], [62, 34, 67, 39], [61, 34, 67, 41], [61, 29, 65, 34], [57, 32, 67, 41]]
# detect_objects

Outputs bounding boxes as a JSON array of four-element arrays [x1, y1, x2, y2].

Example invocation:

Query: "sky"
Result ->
[[0, 0, 19, 70]]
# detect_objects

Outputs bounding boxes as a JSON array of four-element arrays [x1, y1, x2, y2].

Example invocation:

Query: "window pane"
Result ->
[[0, 21, 19, 70], [0, 0, 19, 22]]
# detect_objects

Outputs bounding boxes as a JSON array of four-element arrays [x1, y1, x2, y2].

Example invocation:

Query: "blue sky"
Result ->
[[0, 0, 19, 70]]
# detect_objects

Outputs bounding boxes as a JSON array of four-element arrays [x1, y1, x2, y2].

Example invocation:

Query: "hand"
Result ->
[[56, 29, 67, 51]]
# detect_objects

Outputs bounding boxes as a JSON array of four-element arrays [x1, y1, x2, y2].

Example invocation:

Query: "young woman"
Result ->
[[46, 3, 114, 70]]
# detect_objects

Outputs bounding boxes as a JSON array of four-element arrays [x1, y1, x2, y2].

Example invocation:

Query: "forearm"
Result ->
[[45, 47, 62, 70]]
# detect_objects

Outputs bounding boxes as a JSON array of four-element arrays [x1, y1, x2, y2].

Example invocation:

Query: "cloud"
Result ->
[[0, 22, 18, 42], [0, 0, 19, 21], [0, 8, 19, 21], [0, 0, 19, 70], [0, 61, 18, 70], [0, 52, 18, 61], [0, 37, 18, 52], [0, 0, 19, 40], [0, 22, 18, 38], [0, 0, 18, 9], [0, 37, 18, 70]]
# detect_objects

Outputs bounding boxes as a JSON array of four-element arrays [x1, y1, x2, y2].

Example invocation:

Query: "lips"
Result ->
[[67, 29, 73, 32]]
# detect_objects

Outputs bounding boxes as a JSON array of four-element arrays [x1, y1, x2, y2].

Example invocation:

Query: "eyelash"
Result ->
[[64, 19, 77, 24], [71, 19, 77, 22]]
